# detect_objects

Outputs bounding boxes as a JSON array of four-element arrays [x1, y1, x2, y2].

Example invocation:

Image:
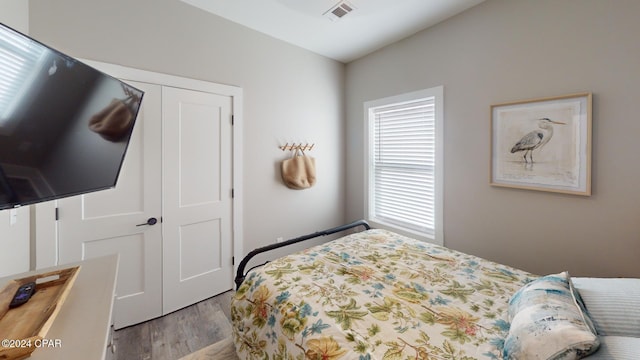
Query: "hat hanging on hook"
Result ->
[[280, 143, 316, 189]]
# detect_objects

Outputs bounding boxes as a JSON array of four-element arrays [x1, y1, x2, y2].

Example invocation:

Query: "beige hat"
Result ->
[[281, 152, 316, 190]]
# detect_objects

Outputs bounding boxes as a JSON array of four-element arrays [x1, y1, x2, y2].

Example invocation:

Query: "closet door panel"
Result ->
[[57, 81, 163, 329], [162, 86, 233, 314]]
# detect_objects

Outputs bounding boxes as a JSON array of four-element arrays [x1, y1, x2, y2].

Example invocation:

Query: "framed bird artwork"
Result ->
[[490, 92, 592, 196]]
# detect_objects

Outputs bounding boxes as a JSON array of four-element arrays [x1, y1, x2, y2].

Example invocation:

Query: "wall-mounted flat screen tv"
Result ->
[[0, 23, 144, 210]]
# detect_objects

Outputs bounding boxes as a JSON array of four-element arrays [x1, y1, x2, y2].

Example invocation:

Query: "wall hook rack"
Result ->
[[279, 143, 315, 152]]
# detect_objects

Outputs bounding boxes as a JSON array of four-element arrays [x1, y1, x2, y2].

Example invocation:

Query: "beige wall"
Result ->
[[0, 1, 28, 33], [28, 0, 346, 256], [346, 0, 640, 278]]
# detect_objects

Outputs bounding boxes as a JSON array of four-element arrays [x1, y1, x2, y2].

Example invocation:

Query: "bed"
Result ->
[[231, 221, 536, 359]]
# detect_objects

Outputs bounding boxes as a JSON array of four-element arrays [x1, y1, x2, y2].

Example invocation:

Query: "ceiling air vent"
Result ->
[[324, 1, 355, 21]]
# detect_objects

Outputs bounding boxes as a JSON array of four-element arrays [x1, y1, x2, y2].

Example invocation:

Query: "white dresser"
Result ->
[[0, 254, 118, 360]]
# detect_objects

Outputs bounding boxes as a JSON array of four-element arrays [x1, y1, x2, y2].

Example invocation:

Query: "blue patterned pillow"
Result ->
[[503, 272, 600, 360]]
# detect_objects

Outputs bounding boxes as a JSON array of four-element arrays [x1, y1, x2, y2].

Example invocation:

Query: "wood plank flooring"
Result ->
[[109, 290, 234, 360]]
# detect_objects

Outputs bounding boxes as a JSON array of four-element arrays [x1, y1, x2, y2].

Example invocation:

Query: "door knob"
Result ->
[[136, 217, 158, 226]]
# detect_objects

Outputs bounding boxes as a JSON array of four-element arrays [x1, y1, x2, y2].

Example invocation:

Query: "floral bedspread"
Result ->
[[232, 229, 534, 360]]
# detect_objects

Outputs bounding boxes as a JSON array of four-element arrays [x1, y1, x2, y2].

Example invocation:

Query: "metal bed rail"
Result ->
[[234, 219, 370, 289]]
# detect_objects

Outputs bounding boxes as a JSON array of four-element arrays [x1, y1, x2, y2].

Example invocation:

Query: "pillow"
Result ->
[[572, 277, 640, 337], [503, 272, 600, 360], [584, 336, 640, 359]]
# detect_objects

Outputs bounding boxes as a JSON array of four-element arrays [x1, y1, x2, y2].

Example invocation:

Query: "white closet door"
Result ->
[[0, 207, 29, 277], [57, 81, 163, 329], [162, 86, 233, 314]]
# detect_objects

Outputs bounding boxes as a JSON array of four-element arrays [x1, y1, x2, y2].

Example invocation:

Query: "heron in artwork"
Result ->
[[510, 118, 565, 163]]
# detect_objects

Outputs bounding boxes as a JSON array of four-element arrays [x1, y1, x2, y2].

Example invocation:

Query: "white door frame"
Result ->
[[34, 61, 244, 282]]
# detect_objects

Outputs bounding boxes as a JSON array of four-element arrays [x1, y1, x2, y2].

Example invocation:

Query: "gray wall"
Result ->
[[346, 0, 640, 277], [28, 0, 346, 255], [0, 0, 31, 277]]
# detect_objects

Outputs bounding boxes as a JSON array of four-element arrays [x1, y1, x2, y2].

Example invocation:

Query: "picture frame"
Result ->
[[490, 92, 592, 196]]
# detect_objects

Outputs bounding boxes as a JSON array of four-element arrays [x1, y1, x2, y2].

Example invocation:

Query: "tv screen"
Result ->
[[0, 23, 144, 210]]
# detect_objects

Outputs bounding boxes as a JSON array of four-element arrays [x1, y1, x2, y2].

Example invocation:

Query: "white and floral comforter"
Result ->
[[232, 229, 533, 360]]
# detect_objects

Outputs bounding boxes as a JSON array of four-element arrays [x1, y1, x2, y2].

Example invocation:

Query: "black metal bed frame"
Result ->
[[234, 219, 371, 289]]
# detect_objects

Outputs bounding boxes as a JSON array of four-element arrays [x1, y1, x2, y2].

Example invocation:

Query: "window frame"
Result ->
[[364, 86, 444, 245]]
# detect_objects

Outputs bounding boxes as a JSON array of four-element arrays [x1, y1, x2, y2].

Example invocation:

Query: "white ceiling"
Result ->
[[180, 0, 484, 63]]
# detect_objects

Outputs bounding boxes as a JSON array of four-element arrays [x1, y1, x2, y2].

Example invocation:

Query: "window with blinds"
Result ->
[[0, 26, 46, 129], [365, 87, 443, 244]]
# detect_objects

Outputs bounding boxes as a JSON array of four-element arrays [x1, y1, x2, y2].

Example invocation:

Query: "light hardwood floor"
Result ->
[[110, 290, 234, 360]]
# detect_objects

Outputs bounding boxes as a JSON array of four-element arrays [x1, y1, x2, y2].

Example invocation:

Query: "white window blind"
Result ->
[[373, 98, 435, 234], [0, 26, 45, 126], [365, 86, 443, 244]]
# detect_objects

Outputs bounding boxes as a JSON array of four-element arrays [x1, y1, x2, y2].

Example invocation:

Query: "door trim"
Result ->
[[34, 61, 244, 280]]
